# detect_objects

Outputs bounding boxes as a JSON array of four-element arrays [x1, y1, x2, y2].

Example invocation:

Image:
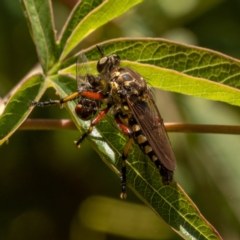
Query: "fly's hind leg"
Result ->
[[115, 118, 133, 199], [74, 107, 109, 147]]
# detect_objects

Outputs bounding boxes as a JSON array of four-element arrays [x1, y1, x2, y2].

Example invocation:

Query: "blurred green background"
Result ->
[[1, 0, 240, 239]]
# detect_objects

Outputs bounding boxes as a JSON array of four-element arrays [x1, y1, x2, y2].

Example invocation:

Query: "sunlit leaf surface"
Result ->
[[20, 0, 56, 72], [60, 0, 143, 59]]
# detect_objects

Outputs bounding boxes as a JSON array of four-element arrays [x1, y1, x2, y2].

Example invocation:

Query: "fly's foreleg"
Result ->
[[30, 92, 79, 107], [115, 118, 133, 199], [74, 107, 109, 147]]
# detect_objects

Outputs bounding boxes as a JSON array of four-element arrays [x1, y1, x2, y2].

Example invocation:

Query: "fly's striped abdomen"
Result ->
[[130, 117, 173, 184]]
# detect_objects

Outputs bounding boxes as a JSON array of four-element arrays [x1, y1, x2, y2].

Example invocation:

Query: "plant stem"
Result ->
[[20, 119, 240, 134]]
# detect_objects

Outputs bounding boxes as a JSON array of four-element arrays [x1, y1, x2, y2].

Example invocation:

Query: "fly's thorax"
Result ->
[[109, 81, 124, 104], [114, 68, 148, 97], [98, 79, 110, 95], [121, 103, 132, 116], [86, 74, 110, 95], [110, 81, 120, 92]]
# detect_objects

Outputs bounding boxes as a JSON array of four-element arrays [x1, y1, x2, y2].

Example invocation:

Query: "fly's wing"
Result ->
[[127, 94, 176, 171], [76, 52, 92, 89]]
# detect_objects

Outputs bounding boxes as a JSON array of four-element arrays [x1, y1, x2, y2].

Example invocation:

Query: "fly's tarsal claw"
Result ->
[[120, 192, 127, 200], [29, 101, 35, 107], [74, 141, 81, 148]]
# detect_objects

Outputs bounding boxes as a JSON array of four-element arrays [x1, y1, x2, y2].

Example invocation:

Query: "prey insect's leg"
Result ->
[[74, 107, 110, 147], [115, 118, 133, 199], [30, 92, 79, 107]]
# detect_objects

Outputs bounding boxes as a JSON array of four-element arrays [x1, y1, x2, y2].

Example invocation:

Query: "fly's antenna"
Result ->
[[96, 45, 105, 57]]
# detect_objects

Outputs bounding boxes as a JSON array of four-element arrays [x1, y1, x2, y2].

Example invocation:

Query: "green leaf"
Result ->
[[62, 38, 240, 107], [60, 0, 143, 60], [4, 0, 226, 238], [58, 0, 104, 51], [45, 73, 222, 239], [126, 61, 240, 106], [0, 74, 47, 145], [20, 0, 57, 72]]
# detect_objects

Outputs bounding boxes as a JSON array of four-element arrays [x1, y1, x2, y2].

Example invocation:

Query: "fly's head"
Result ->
[[96, 45, 121, 75], [97, 54, 121, 75]]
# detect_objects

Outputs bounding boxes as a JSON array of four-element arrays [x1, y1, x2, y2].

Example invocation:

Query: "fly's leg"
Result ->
[[74, 107, 109, 147], [30, 92, 80, 107], [30, 91, 104, 108], [115, 118, 133, 199], [120, 138, 133, 199]]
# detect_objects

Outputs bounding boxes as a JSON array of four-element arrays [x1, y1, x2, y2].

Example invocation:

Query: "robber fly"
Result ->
[[30, 46, 177, 199]]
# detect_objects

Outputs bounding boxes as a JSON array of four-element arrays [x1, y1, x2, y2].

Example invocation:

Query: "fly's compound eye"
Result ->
[[97, 56, 108, 73]]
